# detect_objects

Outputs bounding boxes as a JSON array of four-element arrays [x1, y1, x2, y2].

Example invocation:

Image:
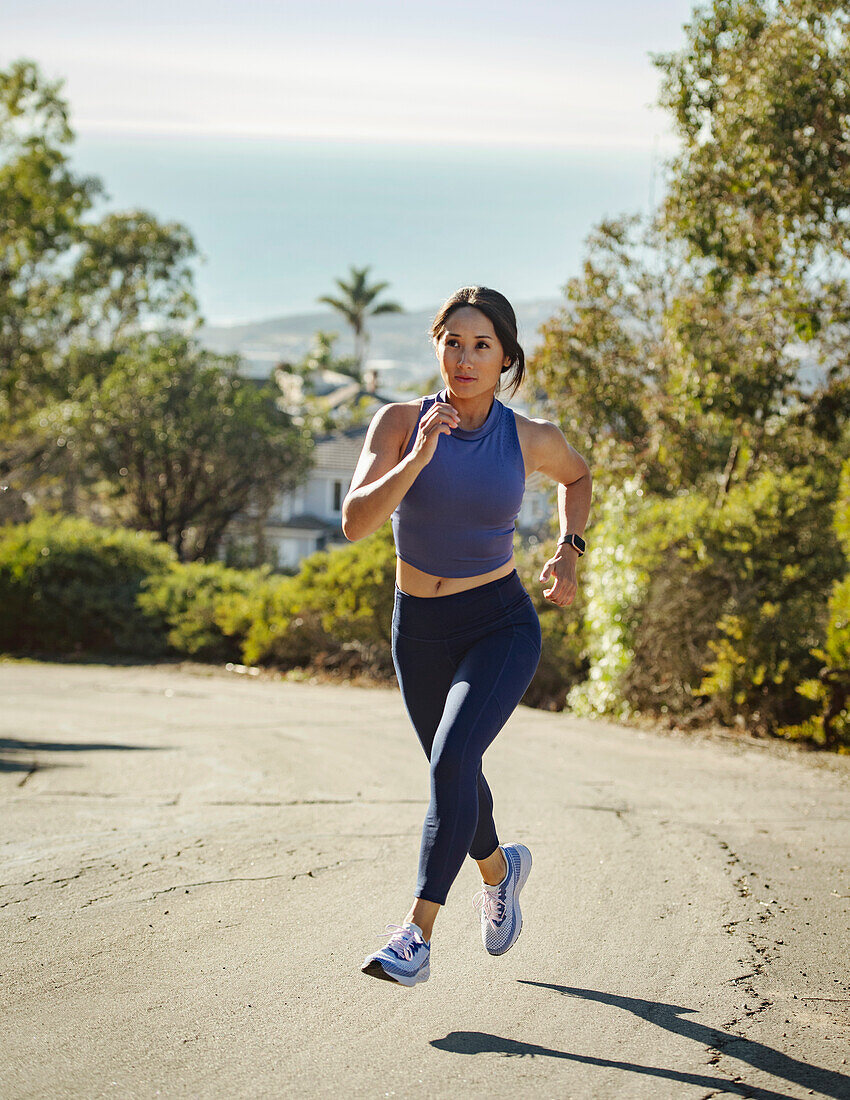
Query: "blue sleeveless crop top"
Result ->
[[391, 389, 526, 578]]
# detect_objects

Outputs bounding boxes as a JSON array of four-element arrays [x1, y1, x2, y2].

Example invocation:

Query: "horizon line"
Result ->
[[73, 121, 679, 156], [200, 294, 567, 331]]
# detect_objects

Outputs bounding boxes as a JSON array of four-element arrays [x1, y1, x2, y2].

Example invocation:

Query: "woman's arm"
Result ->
[[523, 419, 593, 607], [341, 399, 460, 541]]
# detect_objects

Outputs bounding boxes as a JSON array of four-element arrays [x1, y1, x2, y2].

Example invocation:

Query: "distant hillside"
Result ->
[[198, 298, 562, 384]]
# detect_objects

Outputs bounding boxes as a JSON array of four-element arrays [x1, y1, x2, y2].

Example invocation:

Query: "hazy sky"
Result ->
[[4, 0, 697, 148]]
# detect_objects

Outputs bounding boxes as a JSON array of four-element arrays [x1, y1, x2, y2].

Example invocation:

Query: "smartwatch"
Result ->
[[557, 533, 586, 557]]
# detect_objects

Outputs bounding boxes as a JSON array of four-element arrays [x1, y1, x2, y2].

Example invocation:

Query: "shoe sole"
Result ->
[[486, 843, 532, 957], [361, 959, 430, 986]]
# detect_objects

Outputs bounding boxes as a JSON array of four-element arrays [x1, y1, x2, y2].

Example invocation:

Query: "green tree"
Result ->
[[525, 0, 850, 744], [531, 0, 850, 498], [66, 335, 313, 561], [0, 59, 101, 410], [529, 219, 847, 500], [275, 330, 369, 433], [68, 210, 198, 348], [654, 0, 850, 277], [652, 0, 850, 488], [0, 59, 101, 514], [530, 217, 674, 492], [0, 59, 207, 521], [317, 265, 403, 376], [294, 330, 360, 382]]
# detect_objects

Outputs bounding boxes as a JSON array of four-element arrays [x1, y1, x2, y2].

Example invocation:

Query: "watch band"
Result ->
[[557, 533, 586, 556]]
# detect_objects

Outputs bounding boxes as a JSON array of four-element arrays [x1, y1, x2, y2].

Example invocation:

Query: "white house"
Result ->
[[263, 427, 366, 569]]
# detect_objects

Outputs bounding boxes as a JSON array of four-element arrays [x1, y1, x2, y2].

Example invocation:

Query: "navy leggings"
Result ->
[[391, 569, 542, 906]]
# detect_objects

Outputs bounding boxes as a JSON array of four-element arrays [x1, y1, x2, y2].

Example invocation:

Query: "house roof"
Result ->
[[313, 426, 370, 470], [268, 513, 343, 535]]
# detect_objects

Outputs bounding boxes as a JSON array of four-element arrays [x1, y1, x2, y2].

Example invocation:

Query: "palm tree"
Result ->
[[317, 265, 403, 378]]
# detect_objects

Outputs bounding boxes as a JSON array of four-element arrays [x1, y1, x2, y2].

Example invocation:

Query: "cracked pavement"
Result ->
[[1, 659, 848, 1099]]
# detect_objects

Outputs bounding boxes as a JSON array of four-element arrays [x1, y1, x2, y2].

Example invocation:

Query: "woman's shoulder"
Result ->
[[511, 407, 561, 442], [511, 409, 568, 472], [364, 397, 427, 453], [369, 396, 424, 431]]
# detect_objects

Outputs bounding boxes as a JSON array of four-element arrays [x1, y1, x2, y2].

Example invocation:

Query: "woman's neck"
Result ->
[[443, 387, 496, 431]]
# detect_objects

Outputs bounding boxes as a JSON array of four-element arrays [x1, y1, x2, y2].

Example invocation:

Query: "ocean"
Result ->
[[71, 134, 662, 328]]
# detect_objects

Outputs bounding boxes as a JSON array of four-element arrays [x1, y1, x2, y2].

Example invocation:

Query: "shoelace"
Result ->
[[378, 923, 421, 961], [472, 883, 505, 929]]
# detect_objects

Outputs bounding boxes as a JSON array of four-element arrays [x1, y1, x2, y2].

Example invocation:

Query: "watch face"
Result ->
[[559, 534, 585, 554]]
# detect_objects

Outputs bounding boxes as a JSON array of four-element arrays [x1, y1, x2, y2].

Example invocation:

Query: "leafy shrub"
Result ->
[[215, 572, 338, 671], [624, 466, 843, 735], [217, 527, 397, 675], [514, 539, 588, 710], [781, 456, 850, 750], [138, 560, 269, 661], [0, 512, 174, 655], [295, 525, 397, 653], [566, 478, 649, 719], [562, 460, 846, 742]]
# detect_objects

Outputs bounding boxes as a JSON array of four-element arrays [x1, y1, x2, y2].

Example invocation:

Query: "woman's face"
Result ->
[[434, 306, 510, 402]]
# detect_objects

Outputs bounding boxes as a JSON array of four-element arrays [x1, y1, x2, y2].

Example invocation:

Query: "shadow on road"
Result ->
[[431, 1030, 804, 1099], [0, 735, 160, 775], [454, 980, 846, 1100]]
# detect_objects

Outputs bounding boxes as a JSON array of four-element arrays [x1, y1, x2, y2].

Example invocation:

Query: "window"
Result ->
[[332, 480, 343, 513]]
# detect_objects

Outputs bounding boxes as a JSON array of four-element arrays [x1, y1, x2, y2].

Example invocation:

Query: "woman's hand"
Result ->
[[539, 549, 579, 606], [410, 401, 460, 467]]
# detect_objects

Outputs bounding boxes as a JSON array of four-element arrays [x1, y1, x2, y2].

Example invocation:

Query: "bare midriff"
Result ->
[[395, 555, 517, 597]]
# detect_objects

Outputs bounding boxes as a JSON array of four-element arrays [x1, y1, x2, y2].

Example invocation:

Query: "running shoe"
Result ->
[[472, 842, 532, 956], [361, 922, 431, 986]]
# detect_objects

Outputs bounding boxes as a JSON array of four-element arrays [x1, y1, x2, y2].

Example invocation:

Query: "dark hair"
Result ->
[[429, 286, 525, 398]]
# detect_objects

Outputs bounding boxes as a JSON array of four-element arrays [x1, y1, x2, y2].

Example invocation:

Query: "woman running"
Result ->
[[342, 285, 592, 986]]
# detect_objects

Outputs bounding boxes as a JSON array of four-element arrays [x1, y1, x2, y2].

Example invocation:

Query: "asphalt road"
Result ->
[[1, 660, 849, 1100]]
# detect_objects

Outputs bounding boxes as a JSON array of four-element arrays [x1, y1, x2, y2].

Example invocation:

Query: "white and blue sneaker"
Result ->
[[361, 922, 431, 986], [473, 843, 532, 956]]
